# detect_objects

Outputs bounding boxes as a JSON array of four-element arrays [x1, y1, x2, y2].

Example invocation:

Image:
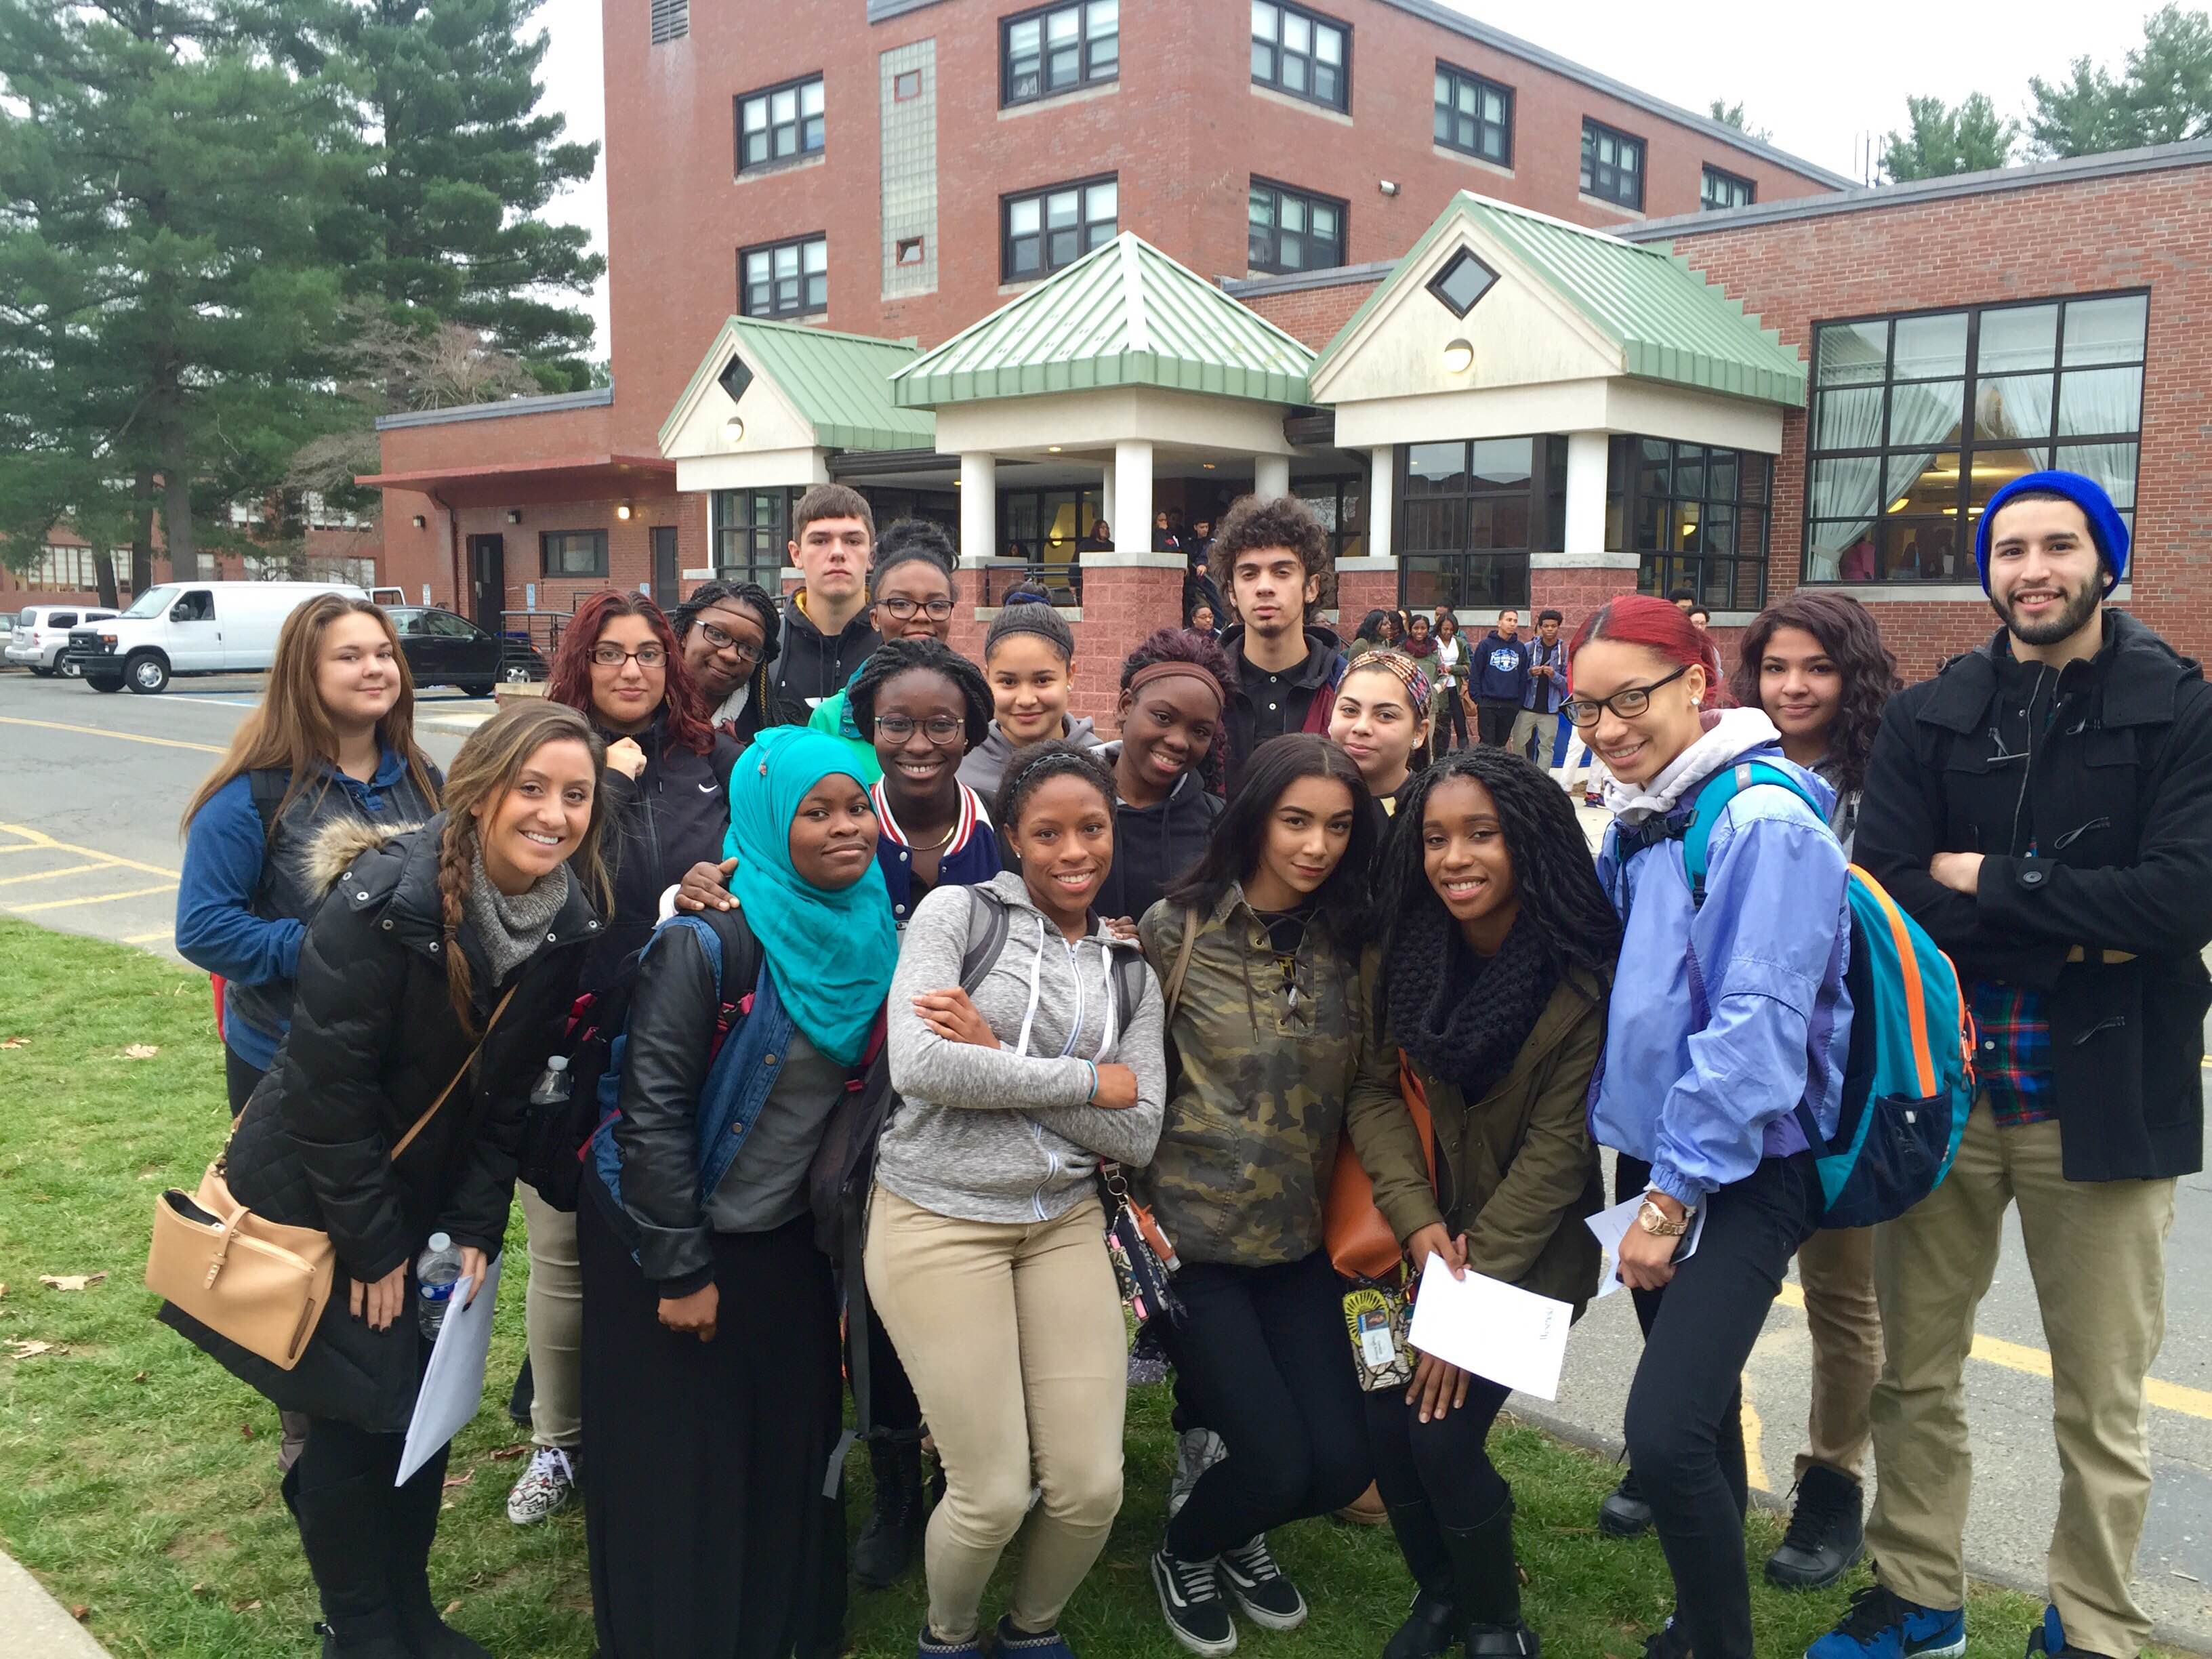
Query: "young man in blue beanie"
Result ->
[[1811, 472, 2212, 1659]]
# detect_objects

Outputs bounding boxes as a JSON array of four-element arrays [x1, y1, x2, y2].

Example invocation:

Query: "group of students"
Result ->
[[157, 468, 2207, 1659]]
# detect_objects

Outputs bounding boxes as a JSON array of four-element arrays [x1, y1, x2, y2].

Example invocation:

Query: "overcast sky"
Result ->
[[527, 0, 2167, 356]]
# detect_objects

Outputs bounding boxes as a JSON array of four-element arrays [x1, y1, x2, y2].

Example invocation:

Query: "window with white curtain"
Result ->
[[1804, 292, 2146, 583]]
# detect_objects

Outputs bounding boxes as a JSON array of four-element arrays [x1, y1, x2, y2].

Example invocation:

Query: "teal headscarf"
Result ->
[[724, 726, 898, 1063]]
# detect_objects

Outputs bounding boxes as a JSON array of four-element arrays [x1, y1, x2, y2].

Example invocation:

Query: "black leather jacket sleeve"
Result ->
[[438, 966, 577, 1258], [612, 926, 718, 1292]]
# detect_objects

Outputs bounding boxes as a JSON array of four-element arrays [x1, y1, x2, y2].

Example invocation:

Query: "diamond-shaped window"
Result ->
[[717, 352, 754, 405], [1428, 248, 1498, 319]]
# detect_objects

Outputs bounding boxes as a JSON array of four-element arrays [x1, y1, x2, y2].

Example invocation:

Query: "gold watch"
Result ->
[[1637, 1196, 1692, 1237]]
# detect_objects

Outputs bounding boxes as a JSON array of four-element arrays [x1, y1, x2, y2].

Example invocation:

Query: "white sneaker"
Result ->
[[1167, 1427, 1227, 1517], [505, 1445, 577, 1524]]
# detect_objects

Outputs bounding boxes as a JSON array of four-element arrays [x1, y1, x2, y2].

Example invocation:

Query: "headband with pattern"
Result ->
[[1343, 649, 1433, 712]]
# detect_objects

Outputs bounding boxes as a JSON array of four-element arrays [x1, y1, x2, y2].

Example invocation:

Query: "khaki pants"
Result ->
[[1508, 707, 1541, 758], [865, 1185, 1128, 1642], [520, 1182, 583, 1450], [1795, 1225, 1881, 1482], [1866, 1101, 2175, 1656]]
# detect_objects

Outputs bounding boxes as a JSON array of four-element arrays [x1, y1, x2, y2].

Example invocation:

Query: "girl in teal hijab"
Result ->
[[725, 724, 899, 1063]]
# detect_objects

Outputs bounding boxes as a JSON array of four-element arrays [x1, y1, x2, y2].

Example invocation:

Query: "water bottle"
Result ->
[[530, 1054, 573, 1114], [417, 1231, 463, 1340]]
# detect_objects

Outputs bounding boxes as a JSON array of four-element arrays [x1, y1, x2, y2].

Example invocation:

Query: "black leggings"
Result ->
[[1158, 1249, 1371, 1559], [1616, 1152, 1819, 1659], [1435, 690, 1470, 752], [283, 1401, 448, 1643], [225, 1044, 266, 1117], [1366, 1365, 1512, 1593]]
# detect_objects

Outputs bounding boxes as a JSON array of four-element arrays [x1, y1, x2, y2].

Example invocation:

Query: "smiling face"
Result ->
[[1569, 638, 1706, 790], [790, 514, 872, 606], [317, 612, 401, 730], [474, 737, 597, 894], [1328, 665, 1428, 797], [1007, 772, 1114, 931], [987, 633, 1072, 744], [588, 613, 665, 733], [1229, 546, 1318, 642], [1422, 775, 1519, 954], [787, 774, 878, 890], [1986, 495, 2104, 651], [1116, 674, 1223, 800], [872, 666, 965, 809], [872, 558, 956, 643], [1758, 623, 1842, 754], [681, 598, 767, 704], [1244, 774, 1356, 912]]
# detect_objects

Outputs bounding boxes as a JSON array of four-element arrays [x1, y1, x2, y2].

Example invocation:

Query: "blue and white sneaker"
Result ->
[[1807, 1586, 1967, 1659]]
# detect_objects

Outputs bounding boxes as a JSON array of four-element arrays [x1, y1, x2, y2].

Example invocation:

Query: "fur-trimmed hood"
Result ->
[[304, 816, 424, 897]]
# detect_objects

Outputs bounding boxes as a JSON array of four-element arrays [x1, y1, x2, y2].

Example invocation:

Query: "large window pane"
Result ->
[[2062, 294, 2148, 366], [2057, 366, 2142, 437], [1815, 321, 1888, 387], [1405, 442, 1467, 491], [1891, 312, 1967, 380], [1973, 373, 2053, 442], [2057, 441, 2137, 510], [1975, 304, 2057, 374]]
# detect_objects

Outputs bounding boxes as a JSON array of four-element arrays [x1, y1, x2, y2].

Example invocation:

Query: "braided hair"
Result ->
[[991, 739, 1117, 854], [1116, 626, 1237, 795], [1374, 747, 1620, 1031], [848, 636, 994, 754], [672, 579, 785, 731]]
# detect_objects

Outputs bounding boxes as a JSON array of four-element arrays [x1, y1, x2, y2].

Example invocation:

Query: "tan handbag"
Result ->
[[146, 984, 517, 1370]]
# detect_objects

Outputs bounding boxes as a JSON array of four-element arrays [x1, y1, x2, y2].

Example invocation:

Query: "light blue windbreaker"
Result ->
[[1589, 709, 1853, 1207]]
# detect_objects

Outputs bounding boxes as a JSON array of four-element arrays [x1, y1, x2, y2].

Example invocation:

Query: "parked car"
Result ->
[[8, 605, 119, 676], [387, 607, 548, 695], [71, 581, 363, 693]]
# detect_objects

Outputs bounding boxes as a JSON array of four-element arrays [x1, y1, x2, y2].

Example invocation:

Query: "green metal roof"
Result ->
[[1314, 192, 1807, 408], [659, 316, 933, 454], [893, 233, 1315, 409]]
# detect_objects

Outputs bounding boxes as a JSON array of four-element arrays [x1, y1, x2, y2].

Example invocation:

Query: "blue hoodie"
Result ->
[[1588, 709, 1853, 1207]]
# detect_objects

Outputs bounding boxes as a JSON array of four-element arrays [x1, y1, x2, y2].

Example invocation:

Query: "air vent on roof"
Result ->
[[650, 0, 687, 45]]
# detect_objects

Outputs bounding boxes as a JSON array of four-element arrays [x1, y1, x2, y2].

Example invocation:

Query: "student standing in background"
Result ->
[[1471, 611, 1532, 750]]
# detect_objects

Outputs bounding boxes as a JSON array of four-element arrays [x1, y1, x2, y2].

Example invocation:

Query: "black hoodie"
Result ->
[[1219, 621, 1348, 790], [1094, 747, 1224, 924], [773, 588, 880, 712]]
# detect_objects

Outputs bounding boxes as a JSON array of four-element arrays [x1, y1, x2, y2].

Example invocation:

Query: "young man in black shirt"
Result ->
[[1208, 494, 1347, 790], [772, 483, 882, 711]]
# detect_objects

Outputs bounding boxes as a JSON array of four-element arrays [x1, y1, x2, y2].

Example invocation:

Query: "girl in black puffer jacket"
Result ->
[[162, 700, 611, 1659]]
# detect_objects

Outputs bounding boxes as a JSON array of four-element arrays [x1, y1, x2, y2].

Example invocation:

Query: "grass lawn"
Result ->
[[0, 916, 2110, 1658]]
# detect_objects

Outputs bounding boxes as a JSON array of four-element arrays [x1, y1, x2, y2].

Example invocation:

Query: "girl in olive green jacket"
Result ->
[[1361, 747, 1621, 1659]]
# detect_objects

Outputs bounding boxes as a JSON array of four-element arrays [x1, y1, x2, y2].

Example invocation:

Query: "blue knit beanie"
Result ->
[[1973, 470, 2129, 595]]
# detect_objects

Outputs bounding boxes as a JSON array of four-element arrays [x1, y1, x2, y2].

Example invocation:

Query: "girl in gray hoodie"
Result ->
[[869, 741, 1166, 1659]]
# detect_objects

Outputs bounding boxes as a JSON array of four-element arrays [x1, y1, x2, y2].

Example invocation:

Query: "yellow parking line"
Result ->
[[122, 930, 173, 945], [0, 715, 224, 755], [0, 823, 179, 880], [1740, 1394, 1766, 1492], [7, 882, 178, 914], [0, 860, 116, 886]]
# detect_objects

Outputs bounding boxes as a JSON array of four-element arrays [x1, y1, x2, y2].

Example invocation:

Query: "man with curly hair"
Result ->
[[1208, 493, 1348, 789]]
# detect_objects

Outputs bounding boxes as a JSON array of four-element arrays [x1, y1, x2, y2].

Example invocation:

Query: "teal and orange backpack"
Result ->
[[1679, 760, 1976, 1229]]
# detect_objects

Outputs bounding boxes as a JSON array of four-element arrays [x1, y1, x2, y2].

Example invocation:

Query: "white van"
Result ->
[[70, 581, 370, 694]]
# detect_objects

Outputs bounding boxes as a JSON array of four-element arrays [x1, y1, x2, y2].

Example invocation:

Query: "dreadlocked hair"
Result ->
[[1116, 626, 1237, 794], [671, 579, 786, 731], [1373, 746, 1620, 1033], [433, 701, 611, 1033], [992, 739, 1117, 857], [849, 637, 994, 754]]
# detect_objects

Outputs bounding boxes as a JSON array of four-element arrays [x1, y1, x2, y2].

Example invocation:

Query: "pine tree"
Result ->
[[1879, 93, 2017, 182], [2028, 5, 2212, 156]]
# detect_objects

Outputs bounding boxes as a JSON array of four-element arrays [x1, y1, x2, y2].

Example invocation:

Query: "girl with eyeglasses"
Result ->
[[811, 520, 962, 785], [850, 638, 1002, 928], [1568, 594, 1853, 1659], [958, 603, 1105, 800], [508, 591, 744, 1531], [674, 579, 795, 745]]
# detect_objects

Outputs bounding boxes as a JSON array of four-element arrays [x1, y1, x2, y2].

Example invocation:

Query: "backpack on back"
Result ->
[[1675, 760, 1976, 1229]]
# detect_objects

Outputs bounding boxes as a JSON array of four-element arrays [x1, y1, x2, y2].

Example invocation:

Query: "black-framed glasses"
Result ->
[[878, 596, 956, 622], [590, 644, 667, 669], [695, 621, 762, 665], [876, 714, 964, 745], [1561, 661, 1694, 728]]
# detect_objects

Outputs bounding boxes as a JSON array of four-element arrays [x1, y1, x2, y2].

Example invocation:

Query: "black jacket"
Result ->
[[1095, 754, 1223, 925], [1220, 622, 1349, 791], [773, 588, 880, 712], [169, 815, 599, 1428], [1856, 611, 2212, 1181], [589, 713, 742, 988]]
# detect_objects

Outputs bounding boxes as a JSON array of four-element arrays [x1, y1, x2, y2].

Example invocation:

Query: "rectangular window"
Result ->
[[739, 233, 829, 318], [894, 68, 922, 100], [1002, 176, 1117, 281], [1247, 177, 1345, 274], [1395, 436, 1568, 611], [541, 530, 608, 579], [713, 489, 794, 588], [649, 0, 687, 44], [1433, 62, 1512, 167], [1803, 291, 2147, 584], [1580, 119, 1644, 209], [735, 75, 825, 172], [1700, 164, 1755, 211], [1294, 475, 1367, 562], [1251, 0, 1349, 112], [1603, 436, 1771, 610], [27, 544, 114, 590], [1002, 0, 1118, 107], [998, 486, 1104, 598]]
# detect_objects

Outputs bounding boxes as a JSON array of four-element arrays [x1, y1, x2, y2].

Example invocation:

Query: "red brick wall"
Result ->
[[1242, 276, 1385, 348]]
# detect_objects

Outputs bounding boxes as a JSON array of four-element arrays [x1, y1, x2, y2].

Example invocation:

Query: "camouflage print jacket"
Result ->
[[1137, 886, 1424, 1269]]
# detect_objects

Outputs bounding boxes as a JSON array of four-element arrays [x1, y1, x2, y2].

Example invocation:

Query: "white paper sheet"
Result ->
[[396, 1254, 502, 1486], [1584, 1194, 1707, 1298], [1404, 1252, 1574, 1401]]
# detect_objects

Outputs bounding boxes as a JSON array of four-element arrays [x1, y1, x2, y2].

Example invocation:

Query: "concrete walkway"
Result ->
[[0, 1551, 112, 1657]]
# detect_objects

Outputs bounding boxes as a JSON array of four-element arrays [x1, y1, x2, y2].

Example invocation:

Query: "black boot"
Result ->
[[289, 1466, 415, 1659], [1597, 1467, 1652, 1539], [506, 1355, 534, 1428], [1382, 1500, 1460, 1659], [385, 1448, 495, 1657], [1763, 1462, 1865, 1591], [853, 1435, 924, 1589], [1442, 1499, 1538, 1658]]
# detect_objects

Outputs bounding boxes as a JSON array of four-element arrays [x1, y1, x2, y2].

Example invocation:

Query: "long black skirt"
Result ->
[[579, 1196, 847, 1659]]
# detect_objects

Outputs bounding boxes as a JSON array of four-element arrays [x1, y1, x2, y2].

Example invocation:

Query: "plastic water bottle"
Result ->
[[530, 1054, 573, 1115], [417, 1232, 463, 1340]]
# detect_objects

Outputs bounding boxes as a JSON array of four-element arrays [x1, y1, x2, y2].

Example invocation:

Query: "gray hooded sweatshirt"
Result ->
[[878, 869, 1166, 1225], [956, 715, 1105, 804]]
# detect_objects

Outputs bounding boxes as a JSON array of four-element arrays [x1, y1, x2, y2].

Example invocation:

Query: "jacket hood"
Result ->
[[974, 869, 1144, 1055], [977, 867, 1136, 948], [781, 587, 875, 647], [306, 816, 423, 897], [1603, 707, 1835, 827], [310, 812, 600, 964], [972, 714, 1103, 769]]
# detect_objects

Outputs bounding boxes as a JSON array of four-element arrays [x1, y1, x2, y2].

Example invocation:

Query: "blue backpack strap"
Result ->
[[1679, 760, 1822, 907]]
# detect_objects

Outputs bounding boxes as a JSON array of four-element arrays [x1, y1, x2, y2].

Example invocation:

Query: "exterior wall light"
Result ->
[[723, 415, 745, 444], [616, 503, 634, 520], [1380, 180, 1400, 196], [411, 514, 426, 529], [506, 509, 523, 525], [1442, 337, 1475, 374]]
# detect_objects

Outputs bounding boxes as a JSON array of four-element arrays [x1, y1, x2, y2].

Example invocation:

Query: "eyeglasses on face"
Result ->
[[695, 621, 762, 665], [1561, 661, 1695, 728], [590, 644, 667, 670], [878, 596, 955, 621], [875, 714, 964, 745]]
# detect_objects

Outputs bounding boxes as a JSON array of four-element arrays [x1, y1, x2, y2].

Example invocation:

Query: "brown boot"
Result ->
[[1334, 1479, 1389, 1525]]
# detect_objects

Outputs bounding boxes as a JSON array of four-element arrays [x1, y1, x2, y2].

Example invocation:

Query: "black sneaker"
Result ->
[[1598, 1468, 1654, 1539], [1765, 1463, 1866, 1591], [1641, 1616, 1692, 1659], [1466, 1624, 1540, 1658], [1151, 1547, 1237, 1656], [1382, 1586, 1459, 1659], [1218, 1534, 1306, 1630]]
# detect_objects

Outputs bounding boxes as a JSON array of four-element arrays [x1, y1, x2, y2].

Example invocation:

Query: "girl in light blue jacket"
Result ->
[[1568, 595, 1852, 1659]]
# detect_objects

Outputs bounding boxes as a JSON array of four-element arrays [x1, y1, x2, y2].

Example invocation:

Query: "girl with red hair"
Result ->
[[508, 590, 743, 1529]]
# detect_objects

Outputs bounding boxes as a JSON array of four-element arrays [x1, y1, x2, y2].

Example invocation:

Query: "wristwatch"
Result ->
[[1637, 1195, 1693, 1237]]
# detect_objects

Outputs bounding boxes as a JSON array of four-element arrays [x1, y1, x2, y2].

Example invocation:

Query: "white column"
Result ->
[[1562, 430, 1608, 556], [1099, 460, 1115, 539], [1112, 440, 1153, 552], [1367, 445, 1395, 563], [960, 451, 997, 561], [1254, 452, 1290, 500]]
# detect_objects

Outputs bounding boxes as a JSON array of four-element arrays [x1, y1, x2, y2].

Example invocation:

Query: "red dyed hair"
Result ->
[[1567, 593, 1731, 710], [547, 590, 714, 756]]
